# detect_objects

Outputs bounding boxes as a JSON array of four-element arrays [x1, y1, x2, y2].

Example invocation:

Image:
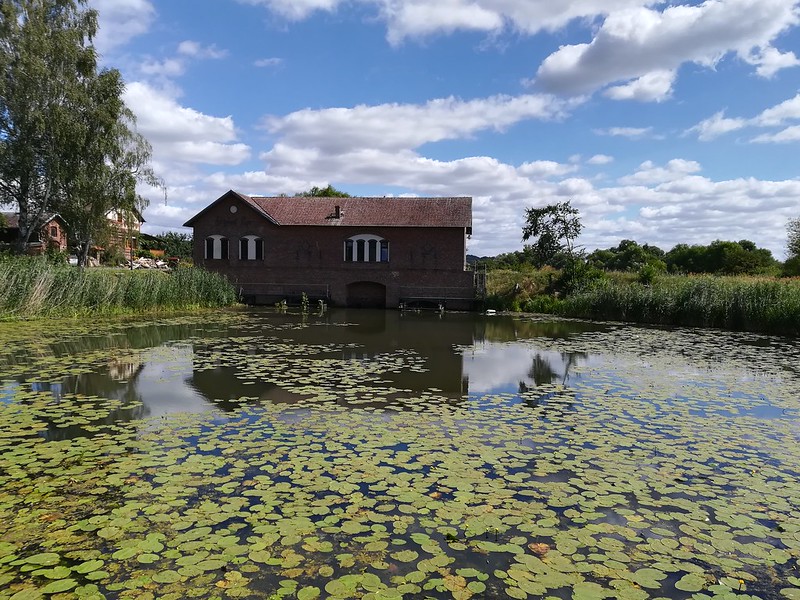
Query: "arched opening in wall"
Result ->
[[346, 281, 386, 309]]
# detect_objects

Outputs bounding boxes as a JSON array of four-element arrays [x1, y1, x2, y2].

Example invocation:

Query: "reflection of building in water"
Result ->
[[107, 357, 144, 382], [187, 310, 605, 406], [188, 310, 474, 404]]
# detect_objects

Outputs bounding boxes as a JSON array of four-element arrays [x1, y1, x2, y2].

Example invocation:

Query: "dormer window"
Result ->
[[344, 234, 388, 263]]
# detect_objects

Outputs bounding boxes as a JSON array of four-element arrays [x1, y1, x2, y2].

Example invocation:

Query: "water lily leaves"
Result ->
[[151, 570, 182, 584], [675, 573, 708, 592], [73, 560, 104, 574], [38, 566, 72, 580], [324, 576, 359, 597], [23, 554, 60, 567], [390, 550, 418, 563], [110, 547, 137, 561], [40, 578, 78, 594], [297, 587, 321, 600], [196, 559, 227, 572], [631, 568, 668, 589], [248, 549, 272, 564], [9, 589, 44, 600], [136, 553, 159, 564], [3, 312, 800, 599]]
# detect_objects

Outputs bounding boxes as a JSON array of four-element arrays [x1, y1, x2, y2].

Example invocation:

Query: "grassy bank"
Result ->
[[0, 257, 238, 320], [487, 269, 800, 336]]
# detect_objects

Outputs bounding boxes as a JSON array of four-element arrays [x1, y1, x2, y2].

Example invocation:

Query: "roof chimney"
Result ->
[[334, 205, 341, 219]]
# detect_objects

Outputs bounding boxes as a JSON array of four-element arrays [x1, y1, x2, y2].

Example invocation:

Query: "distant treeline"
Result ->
[[474, 238, 797, 277]]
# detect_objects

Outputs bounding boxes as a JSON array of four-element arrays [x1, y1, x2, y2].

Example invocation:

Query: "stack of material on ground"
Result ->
[[128, 257, 169, 269]]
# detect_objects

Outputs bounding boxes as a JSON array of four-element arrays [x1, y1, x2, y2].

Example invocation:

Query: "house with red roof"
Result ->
[[183, 190, 476, 309], [0, 212, 69, 254]]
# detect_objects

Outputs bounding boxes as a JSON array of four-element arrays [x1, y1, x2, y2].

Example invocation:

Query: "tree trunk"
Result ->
[[77, 239, 91, 269]]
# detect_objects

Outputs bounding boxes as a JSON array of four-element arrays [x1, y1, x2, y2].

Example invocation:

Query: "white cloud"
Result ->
[[140, 58, 186, 78], [238, 0, 341, 20], [687, 110, 748, 140], [177, 41, 229, 59], [752, 125, 800, 142], [688, 92, 800, 141], [381, 1, 504, 44], [593, 126, 654, 138], [744, 46, 800, 77], [238, 0, 654, 42], [255, 57, 284, 68], [535, 0, 800, 99], [124, 82, 251, 166], [587, 154, 614, 165], [619, 159, 702, 185], [89, 0, 155, 54], [250, 99, 800, 257], [263, 94, 573, 153], [518, 161, 578, 178], [603, 69, 676, 102], [755, 92, 800, 126]]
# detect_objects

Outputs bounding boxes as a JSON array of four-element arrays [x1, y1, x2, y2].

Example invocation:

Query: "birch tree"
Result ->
[[0, 0, 98, 251]]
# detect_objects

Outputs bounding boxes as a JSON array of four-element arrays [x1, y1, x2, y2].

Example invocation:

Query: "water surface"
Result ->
[[1, 309, 798, 599]]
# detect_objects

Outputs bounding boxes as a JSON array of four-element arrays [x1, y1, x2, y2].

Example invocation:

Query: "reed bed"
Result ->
[[558, 275, 800, 336], [0, 257, 238, 319]]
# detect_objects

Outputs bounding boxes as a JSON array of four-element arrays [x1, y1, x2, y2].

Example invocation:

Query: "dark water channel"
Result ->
[[0, 309, 798, 600]]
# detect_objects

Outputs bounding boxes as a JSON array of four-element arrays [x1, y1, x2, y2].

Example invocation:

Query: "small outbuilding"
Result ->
[[183, 190, 476, 309]]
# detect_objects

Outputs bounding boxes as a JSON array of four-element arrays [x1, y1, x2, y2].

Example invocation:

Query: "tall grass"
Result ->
[[0, 257, 238, 320], [559, 275, 800, 335], [486, 269, 800, 336]]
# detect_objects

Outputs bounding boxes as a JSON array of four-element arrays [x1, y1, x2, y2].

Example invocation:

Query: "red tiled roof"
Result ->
[[1, 212, 65, 229], [245, 196, 472, 229]]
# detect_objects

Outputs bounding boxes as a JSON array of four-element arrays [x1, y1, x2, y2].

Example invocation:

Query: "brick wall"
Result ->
[[191, 196, 475, 308]]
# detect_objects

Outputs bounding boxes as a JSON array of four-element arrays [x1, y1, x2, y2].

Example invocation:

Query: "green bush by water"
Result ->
[[0, 257, 237, 319], [560, 275, 800, 335]]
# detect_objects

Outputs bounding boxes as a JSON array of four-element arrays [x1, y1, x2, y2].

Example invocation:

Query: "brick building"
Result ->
[[184, 190, 476, 308], [0, 212, 68, 254]]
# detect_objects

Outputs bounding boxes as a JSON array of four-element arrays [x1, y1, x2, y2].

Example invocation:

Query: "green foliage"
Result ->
[[295, 185, 351, 198], [101, 246, 126, 266], [141, 231, 192, 259], [484, 268, 553, 310], [0, 0, 98, 248], [551, 259, 607, 296], [588, 239, 666, 272], [787, 217, 800, 259], [0, 0, 161, 264], [637, 263, 664, 285], [476, 247, 539, 271], [521, 201, 583, 268], [301, 292, 309, 313], [782, 256, 800, 277], [665, 240, 777, 275], [0, 256, 236, 319]]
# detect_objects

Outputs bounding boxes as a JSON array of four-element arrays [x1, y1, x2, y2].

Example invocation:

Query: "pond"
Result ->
[[1, 308, 799, 600]]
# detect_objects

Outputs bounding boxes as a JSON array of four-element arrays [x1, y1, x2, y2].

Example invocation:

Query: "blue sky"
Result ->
[[89, 0, 800, 257]]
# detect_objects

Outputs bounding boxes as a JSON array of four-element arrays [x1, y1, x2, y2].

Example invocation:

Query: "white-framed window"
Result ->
[[239, 236, 264, 260], [204, 235, 229, 260], [344, 234, 389, 263]]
